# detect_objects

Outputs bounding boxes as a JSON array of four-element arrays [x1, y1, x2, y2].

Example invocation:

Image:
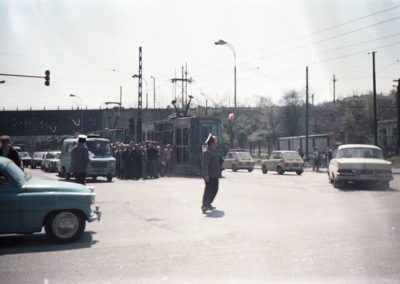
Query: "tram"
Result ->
[[143, 115, 222, 175]]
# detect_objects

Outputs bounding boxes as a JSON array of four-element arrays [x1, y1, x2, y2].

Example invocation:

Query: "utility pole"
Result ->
[[305, 66, 309, 160], [170, 65, 193, 115], [137, 47, 143, 142], [185, 63, 188, 106], [333, 74, 337, 107], [396, 78, 400, 155], [371, 51, 378, 146], [151, 76, 155, 109]]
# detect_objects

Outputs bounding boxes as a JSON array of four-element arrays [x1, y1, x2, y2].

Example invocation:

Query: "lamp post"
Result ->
[[70, 94, 84, 133], [215, 39, 237, 109]]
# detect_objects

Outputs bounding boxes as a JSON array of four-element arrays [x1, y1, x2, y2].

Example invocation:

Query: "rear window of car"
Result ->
[[237, 152, 252, 160], [282, 152, 301, 159], [336, 148, 383, 159]]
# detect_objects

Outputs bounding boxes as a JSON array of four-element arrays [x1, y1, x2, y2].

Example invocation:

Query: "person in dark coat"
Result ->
[[121, 145, 131, 180], [201, 134, 222, 213], [147, 143, 159, 178], [70, 135, 90, 185], [0, 135, 21, 168], [130, 144, 142, 180]]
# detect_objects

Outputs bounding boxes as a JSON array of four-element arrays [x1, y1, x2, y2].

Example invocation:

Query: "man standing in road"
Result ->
[[71, 135, 90, 185], [0, 135, 21, 168], [201, 134, 222, 214]]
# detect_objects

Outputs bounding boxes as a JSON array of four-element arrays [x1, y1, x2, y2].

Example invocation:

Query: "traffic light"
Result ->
[[44, 70, 50, 86]]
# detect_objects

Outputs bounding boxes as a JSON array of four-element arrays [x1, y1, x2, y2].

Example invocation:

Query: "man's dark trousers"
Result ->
[[74, 172, 86, 185], [202, 178, 219, 207]]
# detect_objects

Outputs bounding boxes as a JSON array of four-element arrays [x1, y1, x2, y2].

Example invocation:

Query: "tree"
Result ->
[[281, 90, 304, 136]]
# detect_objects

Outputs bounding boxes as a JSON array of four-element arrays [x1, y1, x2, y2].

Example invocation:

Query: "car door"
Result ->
[[266, 153, 277, 171], [0, 168, 21, 232]]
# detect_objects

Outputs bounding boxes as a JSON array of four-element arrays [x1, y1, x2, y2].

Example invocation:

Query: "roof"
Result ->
[[338, 144, 381, 150], [0, 156, 11, 167]]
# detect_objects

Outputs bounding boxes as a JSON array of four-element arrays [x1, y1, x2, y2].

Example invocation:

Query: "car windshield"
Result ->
[[237, 152, 252, 160], [86, 140, 112, 156], [18, 152, 29, 157], [6, 161, 27, 184], [47, 152, 60, 159], [33, 152, 43, 158], [282, 152, 301, 159], [336, 147, 383, 159]]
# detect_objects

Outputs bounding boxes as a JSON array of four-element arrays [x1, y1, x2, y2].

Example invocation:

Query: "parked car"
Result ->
[[0, 156, 101, 243], [31, 151, 45, 169], [42, 151, 61, 172], [261, 151, 304, 175], [60, 136, 116, 182], [328, 144, 393, 189], [223, 150, 255, 172], [18, 151, 31, 168]]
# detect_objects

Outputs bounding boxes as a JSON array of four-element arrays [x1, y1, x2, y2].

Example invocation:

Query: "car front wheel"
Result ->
[[45, 211, 86, 243], [261, 165, 268, 174], [277, 166, 284, 175]]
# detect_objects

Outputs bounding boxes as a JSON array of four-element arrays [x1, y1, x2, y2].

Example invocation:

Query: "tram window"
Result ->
[[176, 128, 182, 145], [183, 128, 188, 145]]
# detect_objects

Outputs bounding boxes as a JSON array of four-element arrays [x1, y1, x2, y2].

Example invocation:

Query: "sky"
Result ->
[[0, 0, 400, 110]]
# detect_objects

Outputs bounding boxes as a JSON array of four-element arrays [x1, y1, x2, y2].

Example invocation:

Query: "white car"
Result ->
[[42, 151, 61, 172], [261, 151, 304, 175], [328, 144, 393, 189]]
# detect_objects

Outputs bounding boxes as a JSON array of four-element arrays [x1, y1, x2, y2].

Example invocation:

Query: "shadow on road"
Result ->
[[205, 210, 225, 218], [0, 231, 98, 256], [337, 183, 399, 192]]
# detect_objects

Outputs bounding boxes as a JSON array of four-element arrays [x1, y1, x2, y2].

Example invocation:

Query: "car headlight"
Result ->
[[90, 193, 96, 204]]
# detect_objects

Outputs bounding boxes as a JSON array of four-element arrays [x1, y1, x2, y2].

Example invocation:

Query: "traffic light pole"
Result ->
[[0, 70, 50, 86]]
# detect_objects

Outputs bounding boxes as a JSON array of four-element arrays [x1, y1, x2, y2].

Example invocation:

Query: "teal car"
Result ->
[[0, 157, 101, 243]]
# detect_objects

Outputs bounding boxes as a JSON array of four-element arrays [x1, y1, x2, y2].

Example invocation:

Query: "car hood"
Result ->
[[46, 159, 59, 162], [22, 179, 90, 193], [335, 158, 392, 170]]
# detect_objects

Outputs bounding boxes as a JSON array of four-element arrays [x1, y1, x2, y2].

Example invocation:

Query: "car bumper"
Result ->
[[335, 174, 393, 182], [282, 166, 304, 171], [88, 205, 101, 222]]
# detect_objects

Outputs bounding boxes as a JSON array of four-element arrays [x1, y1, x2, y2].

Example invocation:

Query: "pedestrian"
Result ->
[[326, 146, 333, 169], [141, 145, 148, 180], [312, 147, 320, 172], [0, 135, 21, 168], [201, 134, 222, 214], [147, 143, 159, 178], [162, 144, 173, 176], [131, 144, 142, 180], [70, 135, 90, 185], [298, 147, 304, 159], [122, 145, 130, 180]]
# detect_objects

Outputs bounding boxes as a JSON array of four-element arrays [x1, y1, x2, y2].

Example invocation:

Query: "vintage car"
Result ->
[[222, 150, 255, 172], [18, 151, 32, 168], [0, 157, 101, 243], [42, 151, 61, 172], [31, 151, 45, 169], [328, 144, 393, 189], [261, 150, 304, 175]]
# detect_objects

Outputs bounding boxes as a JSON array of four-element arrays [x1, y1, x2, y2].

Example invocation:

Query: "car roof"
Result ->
[[273, 150, 298, 153], [338, 144, 381, 150]]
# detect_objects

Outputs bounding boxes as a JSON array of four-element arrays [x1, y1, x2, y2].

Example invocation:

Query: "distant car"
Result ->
[[18, 151, 31, 168], [0, 156, 101, 243], [328, 144, 393, 189], [223, 150, 255, 172], [261, 151, 304, 175], [31, 151, 45, 169], [42, 151, 61, 172]]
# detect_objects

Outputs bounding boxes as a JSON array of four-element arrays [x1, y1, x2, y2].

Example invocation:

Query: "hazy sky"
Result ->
[[1, 0, 400, 110]]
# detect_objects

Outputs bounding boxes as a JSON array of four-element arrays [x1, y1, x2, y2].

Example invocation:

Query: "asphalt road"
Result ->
[[1, 168, 400, 283]]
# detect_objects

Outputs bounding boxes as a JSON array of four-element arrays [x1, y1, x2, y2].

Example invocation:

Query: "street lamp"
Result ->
[[215, 39, 237, 109], [69, 94, 84, 133]]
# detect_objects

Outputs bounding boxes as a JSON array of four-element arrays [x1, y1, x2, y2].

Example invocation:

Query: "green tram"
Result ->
[[142, 116, 222, 175]]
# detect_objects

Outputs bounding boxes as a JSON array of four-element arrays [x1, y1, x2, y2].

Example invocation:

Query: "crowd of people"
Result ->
[[112, 141, 174, 180]]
